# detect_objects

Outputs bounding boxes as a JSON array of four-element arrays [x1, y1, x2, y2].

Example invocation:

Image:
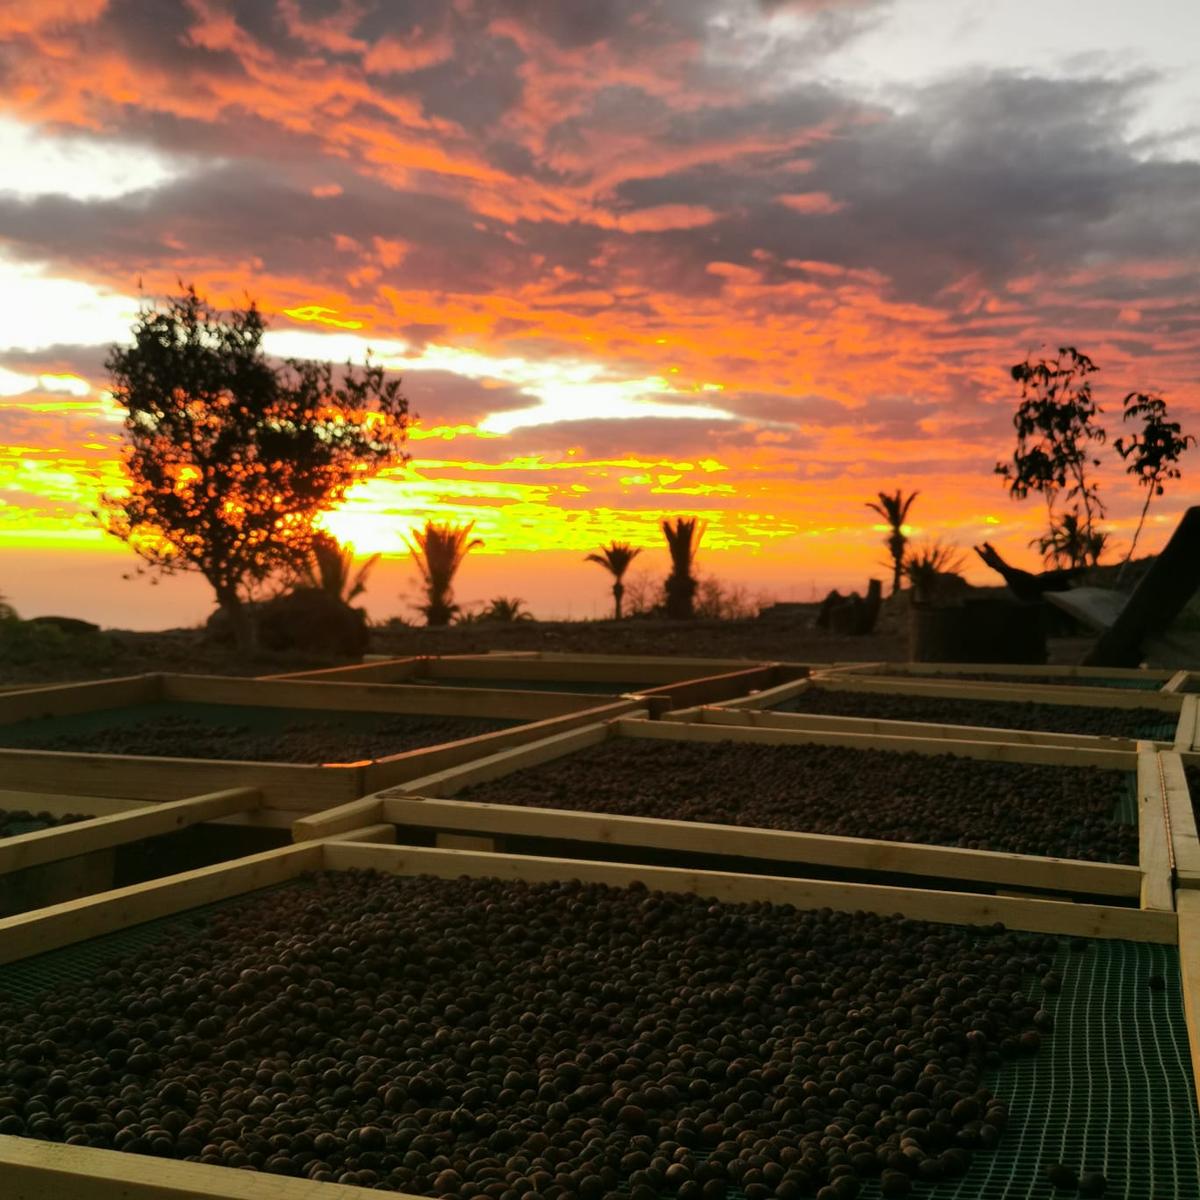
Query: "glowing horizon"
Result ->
[[2, 1, 1199, 627]]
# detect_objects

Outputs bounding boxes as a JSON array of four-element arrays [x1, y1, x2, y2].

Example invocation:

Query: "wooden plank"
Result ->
[[0, 749, 362, 810], [614, 715, 1137, 770], [378, 795, 1141, 897], [424, 656, 686, 685], [322, 841, 1177, 943], [806, 674, 1184, 713], [670, 704, 1144, 753], [0, 1133, 383, 1199], [718, 677, 811, 710], [1137, 748, 1174, 912], [0, 843, 322, 965], [1178, 890, 1200, 1112], [375, 720, 614, 799], [0, 788, 261, 874], [327, 823, 397, 845], [643, 666, 786, 709], [846, 662, 1174, 684], [1176, 696, 1200, 752], [0, 674, 161, 724], [260, 656, 422, 683], [0, 791, 146, 818], [1161, 752, 1200, 889], [293, 797, 386, 842], [163, 673, 611, 720], [364, 706, 640, 792], [1164, 670, 1192, 694]]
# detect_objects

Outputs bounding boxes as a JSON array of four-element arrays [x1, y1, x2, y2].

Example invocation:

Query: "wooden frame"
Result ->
[[294, 716, 1162, 905], [816, 661, 1177, 689], [1159, 751, 1200, 890], [0, 674, 645, 810], [266, 652, 809, 712], [0, 838, 1189, 1198], [699, 675, 1186, 749], [0, 787, 265, 917]]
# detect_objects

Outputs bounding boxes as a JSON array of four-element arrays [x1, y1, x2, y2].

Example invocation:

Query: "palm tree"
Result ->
[[409, 520, 483, 627], [1033, 509, 1109, 570], [866, 489, 919, 595], [478, 596, 534, 623], [584, 541, 643, 619], [300, 532, 380, 604], [662, 517, 706, 619]]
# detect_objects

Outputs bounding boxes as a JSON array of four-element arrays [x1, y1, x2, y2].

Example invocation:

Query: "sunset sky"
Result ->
[[1, 0, 1198, 628]]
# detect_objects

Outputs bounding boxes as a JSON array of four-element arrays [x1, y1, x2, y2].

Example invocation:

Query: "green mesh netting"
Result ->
[[0, 887, 1195, 1198]]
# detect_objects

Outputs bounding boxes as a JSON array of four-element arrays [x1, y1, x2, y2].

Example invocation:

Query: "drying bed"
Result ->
[[0, 702, 518, 765], [0, 857, 1194, 1200], [454, 737, 1138, 865], [0, 675, 644, 808], [769, 690, 1177, 743]]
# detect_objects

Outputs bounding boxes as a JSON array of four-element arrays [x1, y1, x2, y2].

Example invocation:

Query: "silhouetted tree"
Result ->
[[477, 596, 533, 623], [584, 541, 642, 619], [409, 520, 482, 626], [866, 489, 918, 595], [996, 347, 1107, 564], [1032, 509, 1109, 570], [98, 288, 408, 651], [300, 532, 380, 604], [662, 518, 705, 619], [1113, 391, 1194, 574]]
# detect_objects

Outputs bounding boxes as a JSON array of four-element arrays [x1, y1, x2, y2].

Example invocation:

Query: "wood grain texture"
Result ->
[[1160, 752, 1200, 888], [1136, 748, 1174, 912]]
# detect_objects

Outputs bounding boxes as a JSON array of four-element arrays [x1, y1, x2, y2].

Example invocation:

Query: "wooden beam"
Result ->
[[671, 705, 1144, 753], [1161, 752, 1200, 889], [614, 715, 1136, 770], [364, 710, 628, 796], [1176, 696, 1200, 752], [806, 675, 1184, 713], [0, 749, 362, 809], [259, 657, 422, 684], [0, 675, 161, 725], [0, 788, 262, 874], [377, 795, 1140, 897], [0, 843, 322, 965], [1177, 890, 1200, 1113], [162, 673, 609, 719], [326, 823, 397, 845], [0, 791, 146, 818], [321, 841, 1177, 943], [1136, 748, 1174, 912], [293, 797, 386, 842], [0, 1133, 385, 1199], [368, 716, 617, 796], [1164, 670, 1193, 694]]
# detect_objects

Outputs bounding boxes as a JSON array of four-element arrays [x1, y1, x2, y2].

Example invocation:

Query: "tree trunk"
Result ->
[[665, 574, 696, 620], [216, 586, 256, 653], [612, 581, 624, 620]]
